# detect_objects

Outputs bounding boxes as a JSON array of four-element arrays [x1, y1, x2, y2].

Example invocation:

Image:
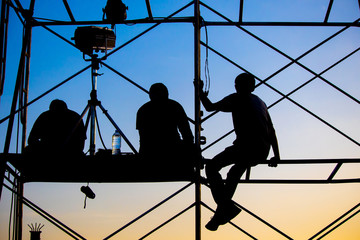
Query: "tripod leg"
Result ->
[[84, 106, 91, 133], [98, 103, 138, 154], [64, 104, 90, 148], [89, 104, 97, 156]]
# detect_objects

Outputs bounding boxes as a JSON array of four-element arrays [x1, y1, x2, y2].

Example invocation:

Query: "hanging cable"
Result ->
[[203, 17, 211, 94], [8, 179, 15, 240], [81, 183, 95, 209], [83, 194, 88, 209], [94, 109, 107, 150]]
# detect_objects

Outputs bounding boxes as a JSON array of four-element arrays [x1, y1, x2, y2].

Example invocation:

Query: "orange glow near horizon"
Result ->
[[1, 0, 360, 239]]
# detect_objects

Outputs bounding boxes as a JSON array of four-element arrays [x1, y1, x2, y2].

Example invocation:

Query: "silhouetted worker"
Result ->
[[26, 99, 86, 157], [199, 73, 280, 231], [136, 83, 194, 162]]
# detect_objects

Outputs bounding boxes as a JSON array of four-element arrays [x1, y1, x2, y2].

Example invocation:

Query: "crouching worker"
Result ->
[[199, 73, 280, 231], [25, 99, 87, 158], [136, 83, 194, 170]]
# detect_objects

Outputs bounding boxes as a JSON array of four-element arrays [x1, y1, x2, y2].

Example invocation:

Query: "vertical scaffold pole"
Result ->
[[194, 1, 202, 240], [0, 0, 9, 102], [0, 0, 9, 202]]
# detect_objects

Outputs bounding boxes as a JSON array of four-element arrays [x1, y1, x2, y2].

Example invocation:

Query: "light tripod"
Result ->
[[79, 54, 137, 156]]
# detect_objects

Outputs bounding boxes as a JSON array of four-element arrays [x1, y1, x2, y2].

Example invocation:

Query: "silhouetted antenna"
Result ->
[[28, 223, 44, 232], [28, 223, 44, 240]]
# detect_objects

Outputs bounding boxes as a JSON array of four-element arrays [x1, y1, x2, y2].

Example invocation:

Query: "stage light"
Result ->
[[72, 26, 116, 55], [103, 0, 128, 29]]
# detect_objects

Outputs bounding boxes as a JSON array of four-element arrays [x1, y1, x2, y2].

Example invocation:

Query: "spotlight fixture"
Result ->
[[103, 0, 128, 29], [72, 26, 116, 55]]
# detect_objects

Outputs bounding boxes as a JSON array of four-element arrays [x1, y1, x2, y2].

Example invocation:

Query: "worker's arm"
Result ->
[[198, 80, 218, 112], [268, 127, 280, 167]]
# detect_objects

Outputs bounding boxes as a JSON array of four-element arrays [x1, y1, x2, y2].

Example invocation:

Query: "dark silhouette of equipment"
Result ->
[[71, 26, 137, 203], [103, 0, 128, 29], [71, 27, 137, 156], [81, 186, 96, 199], [72, 26, 115, 55], [28, 223, 44, 240]]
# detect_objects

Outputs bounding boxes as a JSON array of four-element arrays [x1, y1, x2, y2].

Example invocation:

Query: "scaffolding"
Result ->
[[1, 0, 360, 239]]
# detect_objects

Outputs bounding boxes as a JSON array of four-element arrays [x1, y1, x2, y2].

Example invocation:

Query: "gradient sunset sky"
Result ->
[[1, 0, 360, 239]]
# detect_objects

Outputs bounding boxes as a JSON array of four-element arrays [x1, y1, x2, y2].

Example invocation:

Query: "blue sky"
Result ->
[[1, 0, 360, 239]]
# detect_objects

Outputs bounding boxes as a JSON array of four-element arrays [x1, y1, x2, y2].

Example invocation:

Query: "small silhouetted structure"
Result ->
[[28, 223, 44, 240]]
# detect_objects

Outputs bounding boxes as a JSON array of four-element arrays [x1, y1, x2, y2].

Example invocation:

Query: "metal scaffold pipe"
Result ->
[[194, 0, 202, 239]]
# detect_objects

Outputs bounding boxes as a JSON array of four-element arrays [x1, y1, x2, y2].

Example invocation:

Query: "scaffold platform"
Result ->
[[2, 153, 360, 184]]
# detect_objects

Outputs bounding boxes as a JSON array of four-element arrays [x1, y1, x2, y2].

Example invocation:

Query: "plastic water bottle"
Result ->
[[112, 130, 121, 155]]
